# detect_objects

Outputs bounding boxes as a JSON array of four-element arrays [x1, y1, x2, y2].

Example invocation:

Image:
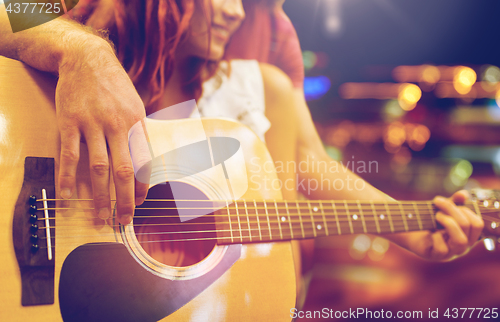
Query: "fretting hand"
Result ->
[[389, 190, 484, 261]]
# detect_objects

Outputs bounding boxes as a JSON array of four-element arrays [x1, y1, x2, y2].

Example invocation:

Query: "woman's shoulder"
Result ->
[[258, 62, 295, 102]]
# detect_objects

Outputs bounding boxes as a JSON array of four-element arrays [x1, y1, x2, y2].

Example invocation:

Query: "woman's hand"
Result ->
[[388, 190, 484, 261]]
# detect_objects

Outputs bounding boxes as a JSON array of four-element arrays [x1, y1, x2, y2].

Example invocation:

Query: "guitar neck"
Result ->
[[214, 199, 483, 245]]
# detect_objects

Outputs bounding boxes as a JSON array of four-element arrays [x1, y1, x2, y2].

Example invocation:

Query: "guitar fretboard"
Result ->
[[214, 200, 482, 245]]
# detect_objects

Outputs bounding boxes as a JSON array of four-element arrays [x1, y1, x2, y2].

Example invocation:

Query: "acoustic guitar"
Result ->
[[0, 56, 499, 322]]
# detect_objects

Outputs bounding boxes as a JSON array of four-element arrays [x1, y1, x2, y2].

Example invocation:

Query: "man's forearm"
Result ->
[[0, 4, 113, 73]]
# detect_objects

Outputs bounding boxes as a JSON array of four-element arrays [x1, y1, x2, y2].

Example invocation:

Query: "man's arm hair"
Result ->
[[0, 3, 113, 74]]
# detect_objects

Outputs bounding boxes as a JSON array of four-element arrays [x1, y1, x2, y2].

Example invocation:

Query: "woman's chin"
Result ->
[[207, 45, 225, 61]]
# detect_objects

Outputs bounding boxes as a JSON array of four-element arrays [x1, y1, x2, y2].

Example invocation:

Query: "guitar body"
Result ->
[[0, 57, 296, 321]]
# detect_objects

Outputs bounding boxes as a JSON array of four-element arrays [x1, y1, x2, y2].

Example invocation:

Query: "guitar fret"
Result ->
[[215, 198, 476, 244], [253, 200, 263, 241], [264, 201, 272, 240], [243, 200, 252, 242], [427, 201, 437, 230], [384, 200, 395, 233], [226, 201, 234, 243], [235, 200, 243, 243], [319, 201, 329, 236], [344, 200, 354, 234], [274, 200, 283, 240], [285, 200, 293, 239], [472, 200, 481, 219], [357, 200, 367, 234], [398, 202, 409, 232], [307, 201, 317, 237], [331, 201, 341, 235], [296, 201, 305, 238], [370, 201, 381, 234], [412, 202, 423, 231]]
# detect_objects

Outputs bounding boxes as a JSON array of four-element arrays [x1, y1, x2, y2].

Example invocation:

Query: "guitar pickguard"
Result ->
[[59, 242, 241, 322]]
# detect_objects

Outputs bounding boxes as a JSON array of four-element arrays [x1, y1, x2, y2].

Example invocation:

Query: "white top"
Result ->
[[195, 60, 271, 142]]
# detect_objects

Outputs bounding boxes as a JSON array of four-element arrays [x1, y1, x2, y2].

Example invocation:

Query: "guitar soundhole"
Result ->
[[133, 182, 217, 267]]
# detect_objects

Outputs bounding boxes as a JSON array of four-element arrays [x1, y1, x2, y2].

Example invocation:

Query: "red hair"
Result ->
[[89, 0, 207, 108]]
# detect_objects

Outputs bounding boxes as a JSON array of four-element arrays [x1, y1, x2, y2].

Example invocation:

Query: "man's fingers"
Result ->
[[135, 180, 149, 206], [128, 119, 152, 206], [108, 132, 136, 225], [59, 128, 80, 199], [86, 132, 112, 220]]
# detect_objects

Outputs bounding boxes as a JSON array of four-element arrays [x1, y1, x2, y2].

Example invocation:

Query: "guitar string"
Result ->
[[36, 213, 498, 249], [37, 202, 480, 212], [37, 210, 499, 239], [39, 198, 478, 204], [38, 216, 496, 251], [32, 204, 498, 223], [35, 222, 433, 246], [32, 200, 491, 212], [33, 198, 492, 209], [32, 204, 484, 223], [27, 198, 495, 237], [35, 216, 437, 231], [37, 220, 436, 241], [37, 198, 497, 212], [29, 201, 496, 225], [36, 217, 436, 234], [33, 205, 449, 218]]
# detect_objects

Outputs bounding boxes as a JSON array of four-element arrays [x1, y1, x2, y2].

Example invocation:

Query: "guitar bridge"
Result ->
[[13, 157, 56, 306]]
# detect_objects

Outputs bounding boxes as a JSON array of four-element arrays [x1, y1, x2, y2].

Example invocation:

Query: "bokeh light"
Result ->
[[302, 50, 317, 71], [304, 76, 331, 100], [444, 159, 473, 192], [398, 84, 422, 111], [420, 65, 441, 84], [483, 65, 500, 84], [384, 121, 406, 153], [407, 124, 431, 151], [453, 66, 477, 95]]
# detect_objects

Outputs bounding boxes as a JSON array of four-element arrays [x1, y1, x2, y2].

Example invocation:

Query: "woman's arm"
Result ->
[[259, 63, 483, 261], [0, 6, 148, 224]]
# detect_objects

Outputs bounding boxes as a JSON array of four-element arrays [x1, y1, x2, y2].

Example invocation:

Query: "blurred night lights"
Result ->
[[482, 65, 500, 84], [444, 159, 473, 192], [304, 76, 331, 100], [303, 51, 317, 71], [453, 66, 477, 95], [398, 83, 422, 111], [303, 51, 329, 71]]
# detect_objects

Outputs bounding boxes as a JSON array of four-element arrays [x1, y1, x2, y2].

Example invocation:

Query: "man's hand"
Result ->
[[388, 190, 484, 261], [1, 9, 148, 224], [56, 41, 148, 225]]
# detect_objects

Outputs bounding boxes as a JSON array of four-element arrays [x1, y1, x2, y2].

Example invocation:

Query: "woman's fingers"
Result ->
[[434, 195, 470, 241], [431, 190, 485, 259], [435, 211, 469, 257]]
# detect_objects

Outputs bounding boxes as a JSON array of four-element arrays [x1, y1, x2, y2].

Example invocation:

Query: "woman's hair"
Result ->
[[88, 0, 210, 108]]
